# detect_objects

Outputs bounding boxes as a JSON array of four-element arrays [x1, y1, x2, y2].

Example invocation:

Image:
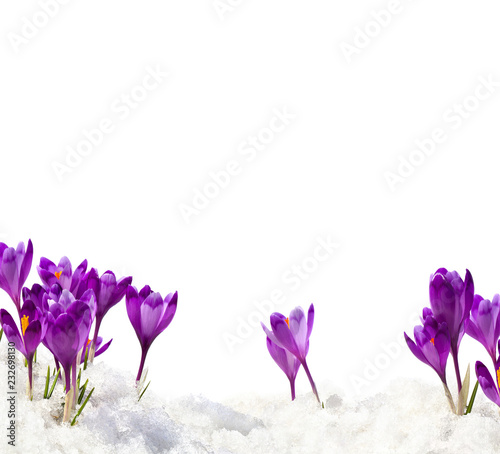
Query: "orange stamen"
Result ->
[[285, 317, 290, 328], [21, 315, 29, 336], [430, 338, 435, 345], [497, 368, 500, 390], [55, 271, 62, 279]]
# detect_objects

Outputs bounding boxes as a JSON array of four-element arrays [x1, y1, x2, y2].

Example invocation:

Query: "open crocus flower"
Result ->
[[475, 344, 500, 407], [0, 300, 47, 399], [126, 285, 178, 383], [265, 337, 301, 400], [466, 294, 500, 364], [80, 268, 132, 361], [261, 304, 320, 403], [429, 268, 474, 390], [0, 239, 33, 312], [37, 256, 88, 297], [404, 309, 451, 384]]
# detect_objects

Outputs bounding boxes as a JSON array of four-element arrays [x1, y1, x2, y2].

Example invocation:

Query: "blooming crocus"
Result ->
[[261, 304, 320, 403], [0, 300, 47, 399], [43, 290, 94, 422], [265, 337, 301, 400], [79, 268, 132, 361], [466, 294, 500, 365], [429, 268, 474, 390], [0, 240, 33, 312], [404, 309, 451, 384], [476, 344, 500, 408], [37, 256, 87, 297], [126, 285, 177, 383]]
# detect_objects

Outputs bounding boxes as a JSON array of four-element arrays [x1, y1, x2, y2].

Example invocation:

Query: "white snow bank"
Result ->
[[1, 344, 500, 454]]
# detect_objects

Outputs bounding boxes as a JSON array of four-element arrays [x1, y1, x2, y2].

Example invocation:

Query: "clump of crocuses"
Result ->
[[262, 304, 320, 403], [406, 268, 474, 415], [403, 267, 500, 415], [0, 239, 179, 425]]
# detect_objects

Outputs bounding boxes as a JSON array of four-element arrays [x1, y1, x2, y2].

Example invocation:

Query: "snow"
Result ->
[[1, 343, 500, 454]]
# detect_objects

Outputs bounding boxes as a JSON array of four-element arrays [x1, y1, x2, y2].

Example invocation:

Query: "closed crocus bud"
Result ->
[[429, 268, 473, 349], [429, 268, 473, 392], [0, 240, 33, 312], [126, 285, 178, 383]]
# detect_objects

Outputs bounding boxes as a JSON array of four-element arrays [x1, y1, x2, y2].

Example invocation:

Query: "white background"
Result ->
[[0, 0, 499, 402]]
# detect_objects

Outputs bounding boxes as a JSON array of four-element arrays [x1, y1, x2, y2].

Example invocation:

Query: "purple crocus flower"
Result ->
[[126, 285, 177, 383], [37, 256, 87, 297], [43, 289, 94, 412], [404, 309, 451, 384], [0, 299, 47, 399], [79, 268, 132, 361], [429, 268, 474, 390], [265, 337, 301, 400], [0, 239, 33, 312], [466, 294, 500, 364], [261, 304, 320, 403]]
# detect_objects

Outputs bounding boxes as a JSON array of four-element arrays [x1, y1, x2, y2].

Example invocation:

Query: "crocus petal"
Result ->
[[0, 310, 26, 356], [266, 337, 300, 381], [95, 338, 113, 357], [288, 306, 308, 357], [476, 361, 500, 407], [270, 313, 301, 359], [153, 292, 178, 337], [18, 239, 33, 295], [23, 320, 43, 359], [1, 248, 19, 299], [139, 293, 165, 344], [405, 332, 431, 367], [126, 285, 142, 333], [306, 303, 314, 340]]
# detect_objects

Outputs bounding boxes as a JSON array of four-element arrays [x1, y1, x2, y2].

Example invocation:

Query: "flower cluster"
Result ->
[[405, 267, 500, 415], [0, 240, 178, 423]]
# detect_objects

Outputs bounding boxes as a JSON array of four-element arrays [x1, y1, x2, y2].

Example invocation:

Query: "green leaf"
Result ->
[[78, 379, 89, 405], [0, 328, 3, 342], [457, 364, 471, 416], [83, 346, 88, 371], [34, 348, 37, 363], [466, 380, 479, 415], [47, 368, 61, 399], [43, 366, 50, 399], [71, 387, 94, 426], [138, 381, 151, 401]]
